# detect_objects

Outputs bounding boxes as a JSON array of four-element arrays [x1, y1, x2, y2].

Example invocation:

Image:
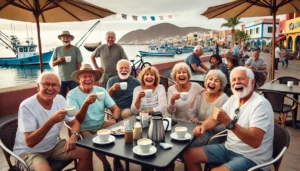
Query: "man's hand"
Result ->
[[84, 94, 97, 105], [212, 108, 231, 126], [64, 135, 77, 154], [170, 93, 180, 105], [50, 109, 67, 124], [112, 83, 120, 92], [137, 90, 145, 100], [95, 67, 104, 73], [106, 119, 116, 127], [60, 57, 65, 63], [193, 125, 205, 137]]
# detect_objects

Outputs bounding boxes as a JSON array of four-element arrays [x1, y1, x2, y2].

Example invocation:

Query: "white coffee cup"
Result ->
[[65, 106, 76, 117], [163, 117, 172, 131], [120, 82, 128, 90], [97, 129, 111, 142], [287, 81, 293, 87], [175, 127, 187, 138], [96, 92, 105, 101], [137, 138, 153, 153], [144, 89, 153, 98], [180, 92, 188, 101], [65, 56, 71, 62]]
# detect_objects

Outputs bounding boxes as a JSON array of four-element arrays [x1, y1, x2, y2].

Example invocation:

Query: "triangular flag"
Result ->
[[132, 16, 138, 21], [168, 15, 172, 19], [150, 16, 155, 21], [159, 16, 164, 20], [142, 16, 147, 21], [122, 14, 127, 19]]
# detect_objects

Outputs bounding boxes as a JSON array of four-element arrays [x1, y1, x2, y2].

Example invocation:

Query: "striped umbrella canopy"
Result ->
[[0, 0, 115, 72], [201, 0, 300, 79]]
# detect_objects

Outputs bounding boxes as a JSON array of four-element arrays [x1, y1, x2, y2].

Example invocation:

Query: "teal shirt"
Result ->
[[67, 86, 115, 130]]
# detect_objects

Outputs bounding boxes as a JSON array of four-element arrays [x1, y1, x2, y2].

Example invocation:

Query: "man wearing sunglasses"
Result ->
[[185, 66, 274, 171]]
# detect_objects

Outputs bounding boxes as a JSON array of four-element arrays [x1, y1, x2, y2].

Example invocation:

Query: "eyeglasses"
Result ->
[[233, 108, 240, 120], [40, 82, 61, 89]]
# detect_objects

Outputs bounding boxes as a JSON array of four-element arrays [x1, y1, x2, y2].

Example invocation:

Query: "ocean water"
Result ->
[[0, 45, 213, 89]]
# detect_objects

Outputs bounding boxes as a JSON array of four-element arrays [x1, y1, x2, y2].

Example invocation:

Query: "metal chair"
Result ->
[[159, 75, 176, 92], [262, 91, 300, 127], [270, 76, 300, 85], [0, 118, 75, 171]]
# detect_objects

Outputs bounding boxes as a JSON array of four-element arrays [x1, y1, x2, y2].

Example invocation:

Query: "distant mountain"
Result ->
[[117, 23, 211, 44]]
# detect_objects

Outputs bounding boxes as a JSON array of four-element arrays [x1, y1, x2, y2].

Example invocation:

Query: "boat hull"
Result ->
[[0, 51, 53, 66], [139, 51, 175, 57]]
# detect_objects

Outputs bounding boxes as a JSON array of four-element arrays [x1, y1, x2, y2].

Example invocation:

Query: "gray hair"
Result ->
[[204, 70, 227, 90], [117, 59, 132, 73], [225, 50, 233, 57], [170, 62, 192, 80], [37, 72, 61, 85], [230, 66, 254, 82], [193, 45, 203, 52], [106, 31, 116, 38]]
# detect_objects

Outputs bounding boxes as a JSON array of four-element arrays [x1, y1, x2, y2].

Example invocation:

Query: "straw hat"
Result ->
[[58, 31, 74, 40], [71, 64, 102, 83]]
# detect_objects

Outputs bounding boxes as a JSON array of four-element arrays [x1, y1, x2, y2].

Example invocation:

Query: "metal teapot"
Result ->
[[147, 113, 169, 143]]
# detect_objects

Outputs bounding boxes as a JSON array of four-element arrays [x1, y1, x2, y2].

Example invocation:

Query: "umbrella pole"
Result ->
[[271, 12, 276, 80], [34, 14, 44, 73]]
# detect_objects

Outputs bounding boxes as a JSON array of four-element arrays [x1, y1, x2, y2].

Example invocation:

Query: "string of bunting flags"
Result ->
[[120, 14, 175, 21]]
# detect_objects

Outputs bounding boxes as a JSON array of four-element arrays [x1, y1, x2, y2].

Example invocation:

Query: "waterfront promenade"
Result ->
[[0, 52, 300, 171]]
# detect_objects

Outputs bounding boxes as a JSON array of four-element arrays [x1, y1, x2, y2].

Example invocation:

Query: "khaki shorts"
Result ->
[[16, 139, 72, 170]]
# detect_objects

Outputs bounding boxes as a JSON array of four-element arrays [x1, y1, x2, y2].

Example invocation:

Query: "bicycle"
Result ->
[[130, 55, 152, 78]]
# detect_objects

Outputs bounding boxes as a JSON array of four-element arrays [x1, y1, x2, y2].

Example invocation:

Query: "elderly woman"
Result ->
[[131, 66, 167, 115], [188, 70, 229, 147], [67, 64, 122, 171], [210, 54, 229, 79], [167, 62, 204, 121]]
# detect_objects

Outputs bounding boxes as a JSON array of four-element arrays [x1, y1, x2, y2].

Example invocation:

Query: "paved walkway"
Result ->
[[1, 52, 300, 171]]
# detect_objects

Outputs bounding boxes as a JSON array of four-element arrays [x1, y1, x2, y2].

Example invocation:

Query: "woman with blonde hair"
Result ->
[[131, 66, 167, 115]]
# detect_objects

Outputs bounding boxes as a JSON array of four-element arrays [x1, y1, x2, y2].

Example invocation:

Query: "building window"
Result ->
[[19, 48, 23, 52], [256, 27, 260, 34], [268, 27, 276, 33], [250, 29, 253, 34]]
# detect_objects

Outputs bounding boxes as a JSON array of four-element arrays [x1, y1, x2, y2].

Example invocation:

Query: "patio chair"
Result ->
[[270, 76, 300, 85], [0, 118, 75, 171], [159, 75, 177, 92], [262, 90, 300, 127]]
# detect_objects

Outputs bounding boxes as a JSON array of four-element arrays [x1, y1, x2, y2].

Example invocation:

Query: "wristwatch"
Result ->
[[226, 118, 238, 130], [72, 132, 80, 139], [112, 116, 119, 123]]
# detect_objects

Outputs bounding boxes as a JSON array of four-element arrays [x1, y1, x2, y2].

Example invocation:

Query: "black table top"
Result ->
[[76, 116, 198, 169], [259, 82, 300, 95]]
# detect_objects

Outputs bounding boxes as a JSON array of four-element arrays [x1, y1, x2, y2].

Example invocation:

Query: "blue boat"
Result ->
[[139, 50, 175, 57]]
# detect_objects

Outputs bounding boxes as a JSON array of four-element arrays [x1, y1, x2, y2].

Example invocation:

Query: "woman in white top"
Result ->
[[188, 70, 228, 147], [167, 62, 204, 121], [131, 66, 167, 115]]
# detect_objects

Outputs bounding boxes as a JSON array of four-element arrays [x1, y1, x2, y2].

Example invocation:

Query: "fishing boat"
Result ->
[[138, 50, 175, 57], [0, 34, 53, 66]]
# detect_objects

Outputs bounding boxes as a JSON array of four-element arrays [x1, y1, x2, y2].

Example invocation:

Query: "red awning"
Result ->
[[276, 36, 286, 42]]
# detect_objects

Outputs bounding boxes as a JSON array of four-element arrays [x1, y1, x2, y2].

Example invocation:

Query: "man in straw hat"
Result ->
[[67, 64, 123, 171], [52, 30, 83, 97]]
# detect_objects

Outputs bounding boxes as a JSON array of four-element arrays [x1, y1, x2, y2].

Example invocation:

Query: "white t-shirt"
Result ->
[[223, 92, 274, 165], [13, 94, 74, 155], [275, 47, 280, 59]]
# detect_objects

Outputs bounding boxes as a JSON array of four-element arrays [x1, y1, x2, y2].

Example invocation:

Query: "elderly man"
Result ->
[[245, 50, 266, 71], [184, 66, 274, 171], [107, 59, 140, 119], [222, 50, 233, 66], [185, 45, 210, 75], [13, 72, 92, 171], [91, 31, 128, 89], [67, 64, 122, 171], [52, 31, 83, 97]]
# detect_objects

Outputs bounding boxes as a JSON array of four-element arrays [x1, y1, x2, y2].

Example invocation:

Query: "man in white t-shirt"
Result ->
[[184, 66, 274, 171], [13, 72, 92, 171], [274, 44, 281, 70]]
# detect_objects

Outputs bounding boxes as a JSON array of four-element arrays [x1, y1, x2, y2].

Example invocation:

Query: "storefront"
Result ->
[[285, 17, 300, 52]]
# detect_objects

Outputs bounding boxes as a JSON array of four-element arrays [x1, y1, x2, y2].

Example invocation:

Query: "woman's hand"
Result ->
[[170, 93, 180, 105], [137, 90, 145, 100]]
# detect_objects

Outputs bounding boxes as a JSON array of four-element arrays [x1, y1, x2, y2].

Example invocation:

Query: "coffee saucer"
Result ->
[[92, 135, 115, 145], [133, 146, 157, 156], [136, 116, 141, 120], [170, 132, 191, 141]]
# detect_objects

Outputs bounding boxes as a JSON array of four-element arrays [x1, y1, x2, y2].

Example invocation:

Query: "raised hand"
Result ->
[[50, 109, 67, 124], [212, 108, 231, 126], [84, 94, 97, 105], [112, 83, 120, 91], [193, 125, 205, 137]]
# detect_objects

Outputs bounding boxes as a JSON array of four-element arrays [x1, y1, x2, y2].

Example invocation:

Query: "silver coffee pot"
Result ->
[[147, 116, 169, 142]]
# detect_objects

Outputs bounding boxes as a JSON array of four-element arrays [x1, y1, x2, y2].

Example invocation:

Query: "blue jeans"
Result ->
[[59, 81, 78, 97]]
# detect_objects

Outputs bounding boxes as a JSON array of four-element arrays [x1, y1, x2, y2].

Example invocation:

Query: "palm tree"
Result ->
[[221, 18, 242, 48], [235, 30, 250, 46]]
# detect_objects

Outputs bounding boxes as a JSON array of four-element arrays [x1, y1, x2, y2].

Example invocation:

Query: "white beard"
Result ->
[[118, 72, 130, 80], [63, 42, 70, 46], [232, 80, 252, 99]]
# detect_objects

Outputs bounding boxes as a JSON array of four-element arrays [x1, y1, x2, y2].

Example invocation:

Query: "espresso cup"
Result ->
[[175, 127, 187, 138], [65, 106, 76, 117], [287, 81, 293, 87], [144, 89, 153, 98], [137, 138, 152, 153], [65, 56, 71, 62], [96, 92, 105, 101], [120, 82, 128, 90], [97, 129, 111, 142], [180, 92, 188, 101]]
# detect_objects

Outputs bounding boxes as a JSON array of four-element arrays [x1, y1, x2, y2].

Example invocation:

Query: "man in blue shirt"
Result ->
[[233, 42, 240, 56], [107, 59, 140, 119], [185, 45, 210, 75]]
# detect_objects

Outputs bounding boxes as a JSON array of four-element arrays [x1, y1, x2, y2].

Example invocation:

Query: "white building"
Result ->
[[243, 19, 279, 50]]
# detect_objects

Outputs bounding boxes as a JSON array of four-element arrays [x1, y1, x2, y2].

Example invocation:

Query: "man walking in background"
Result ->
[[91, 31, 128, 89], [52, 31, 83, 97]]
